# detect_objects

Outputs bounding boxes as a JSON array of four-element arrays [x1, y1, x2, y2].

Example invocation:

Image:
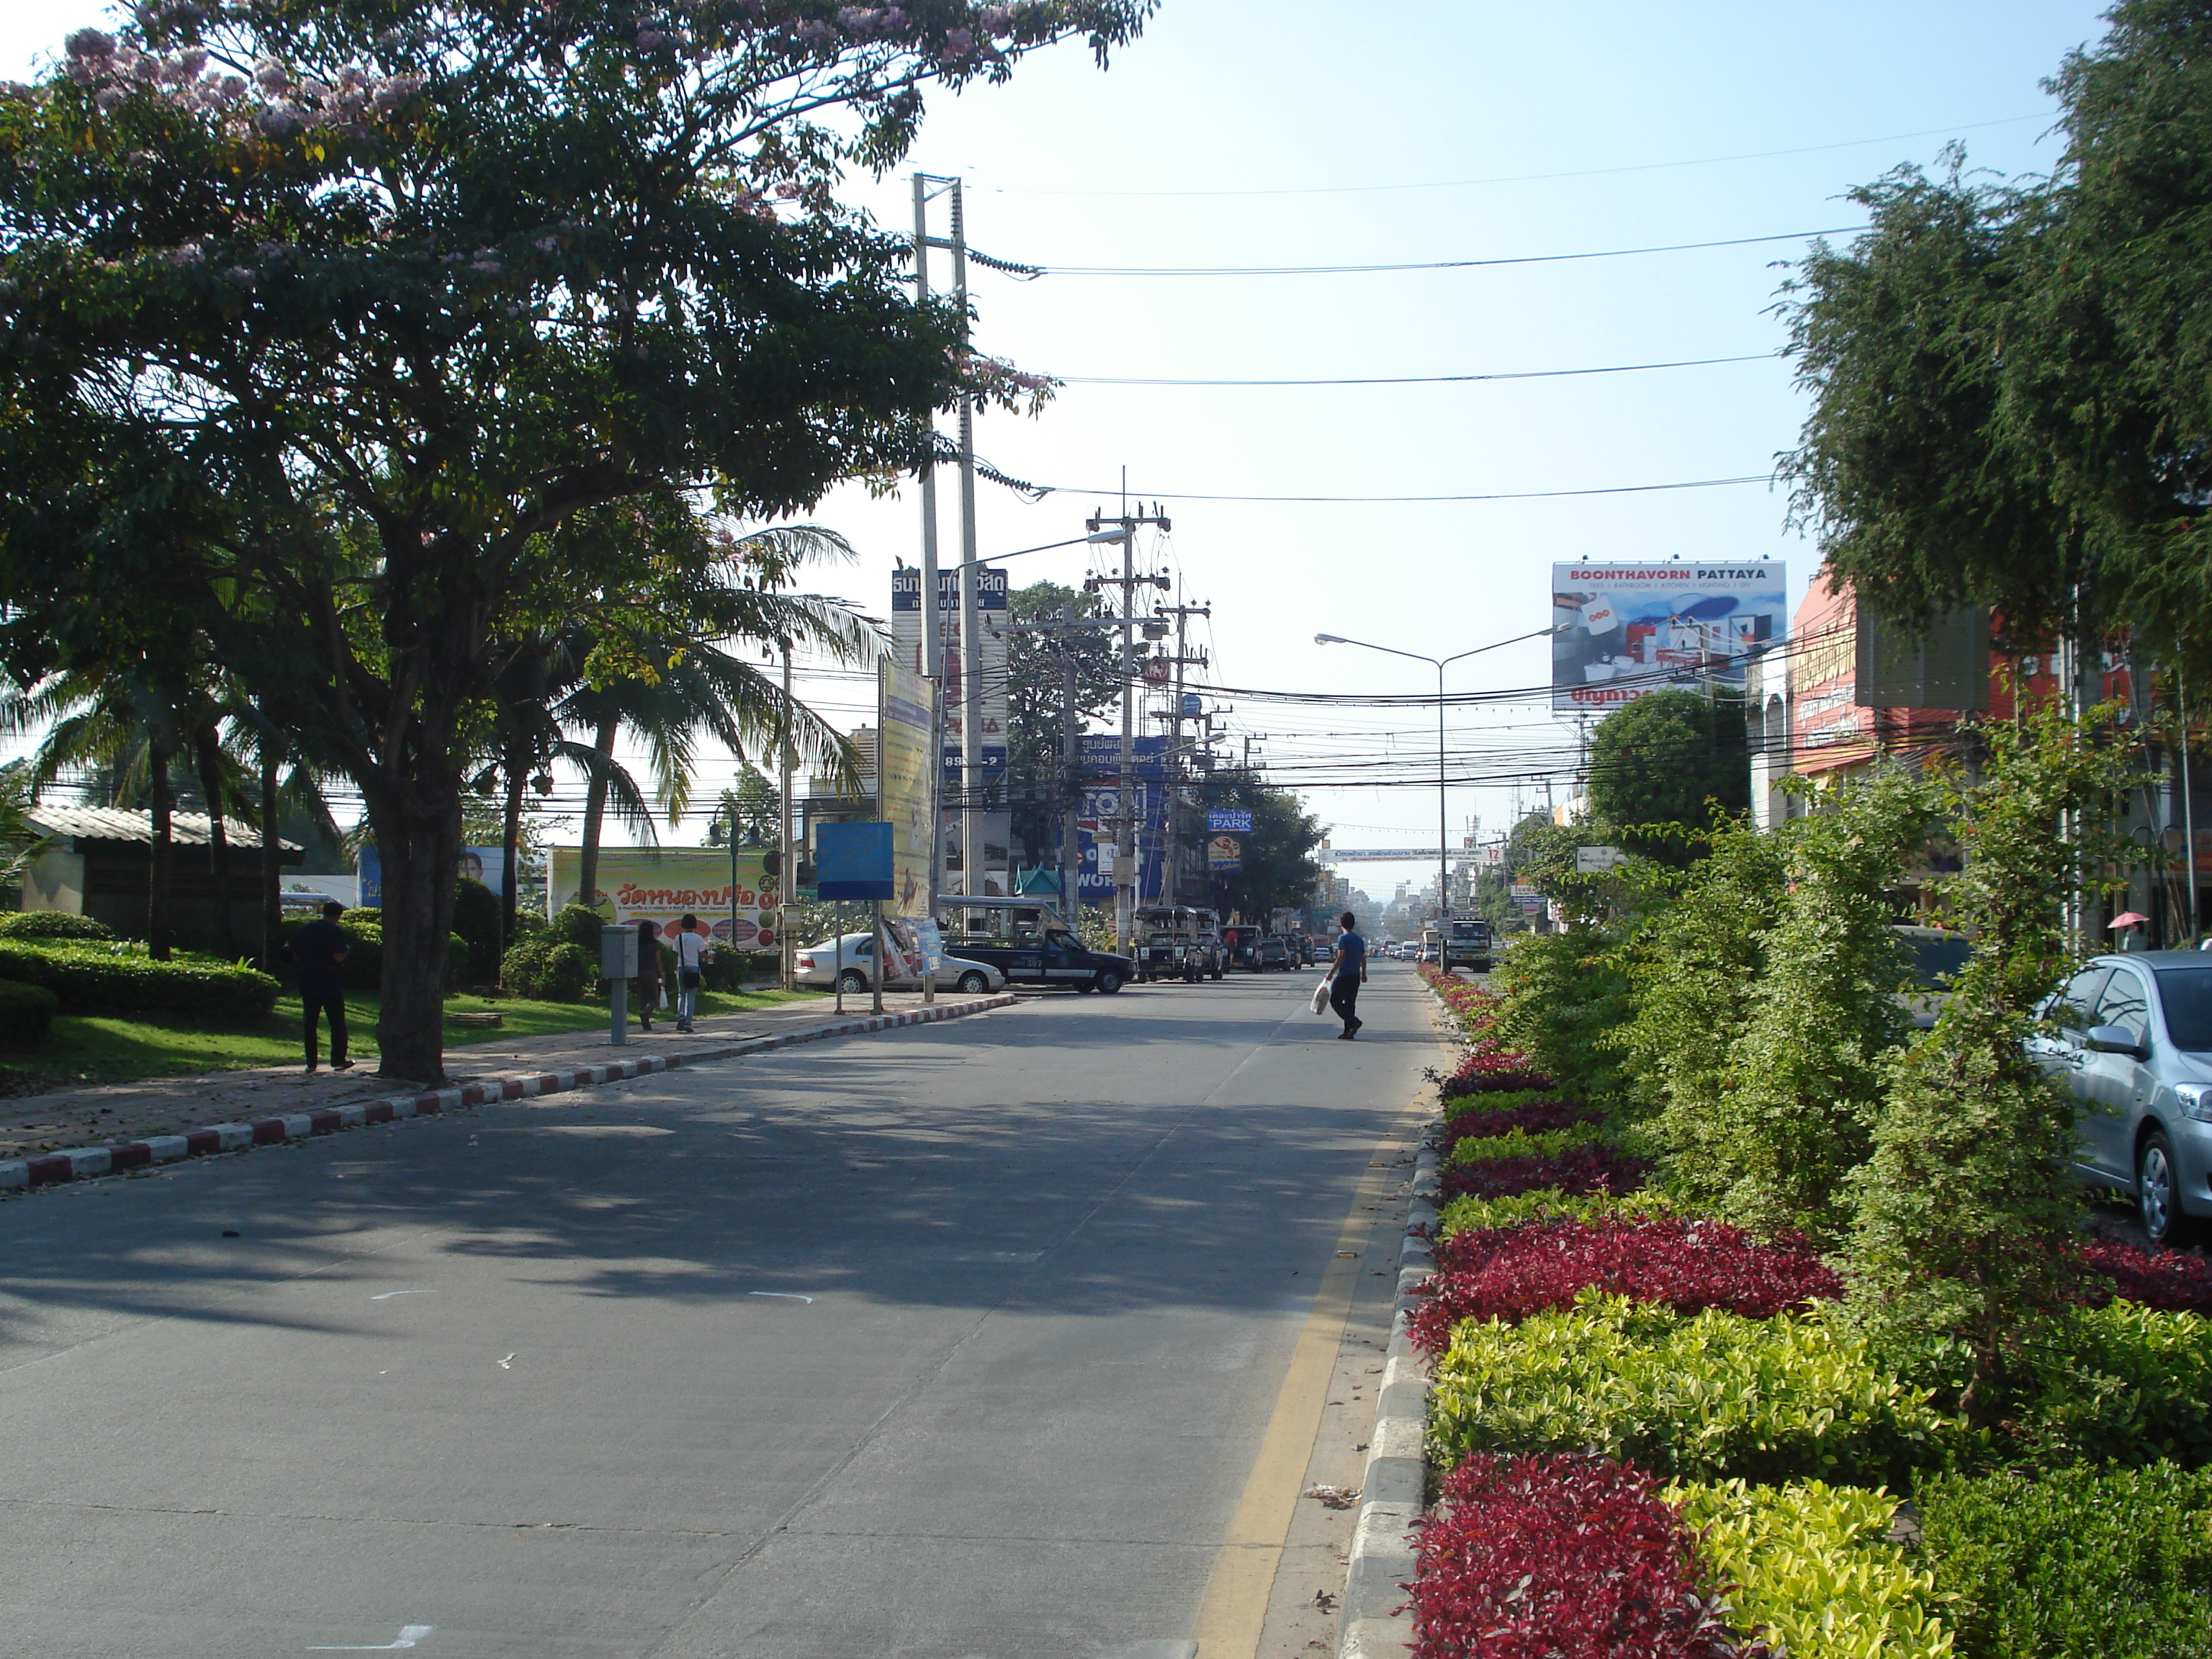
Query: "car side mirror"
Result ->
[[2085, 1024, 2147, 1058]]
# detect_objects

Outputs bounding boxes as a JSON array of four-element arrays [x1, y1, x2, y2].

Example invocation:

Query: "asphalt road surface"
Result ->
[[0, 961, 1439, 1659]]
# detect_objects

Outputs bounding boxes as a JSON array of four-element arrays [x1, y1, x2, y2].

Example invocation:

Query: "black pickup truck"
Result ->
[[944, 927, 1138, 994]]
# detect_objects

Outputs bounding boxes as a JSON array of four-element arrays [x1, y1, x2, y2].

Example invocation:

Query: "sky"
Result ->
[[0, 1, 2116, 886]]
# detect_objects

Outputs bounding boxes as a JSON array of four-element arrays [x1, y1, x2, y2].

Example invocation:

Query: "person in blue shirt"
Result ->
[[1327, 912, 1367, 1039], [286, 901, 354, 1073]]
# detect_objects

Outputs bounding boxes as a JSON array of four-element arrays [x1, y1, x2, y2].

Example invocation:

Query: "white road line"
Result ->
[[748, 1292, 814, 1303], [307, 1625, 433, 1651], [497, 1354, 514, 1369], [368, 1289, 436, 1301]]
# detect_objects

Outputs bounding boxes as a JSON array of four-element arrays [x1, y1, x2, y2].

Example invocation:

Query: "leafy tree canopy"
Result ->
[[1202, 769, 1325, 922], [1004, 577, 1118, 866], [1585, 691, 1748, 863]]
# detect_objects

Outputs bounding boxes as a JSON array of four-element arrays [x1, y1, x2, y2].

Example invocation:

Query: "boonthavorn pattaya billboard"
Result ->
[[1550, 561, 1786, 713]]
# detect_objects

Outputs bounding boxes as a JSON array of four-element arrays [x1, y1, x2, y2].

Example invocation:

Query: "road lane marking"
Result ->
[[498, 1354, 514, 1369], [1190, 1090, 1431, 1659], [307, 1626, 433, 1651], [748, 1291, 814, 1303], [368, 1289, 436, 1300]]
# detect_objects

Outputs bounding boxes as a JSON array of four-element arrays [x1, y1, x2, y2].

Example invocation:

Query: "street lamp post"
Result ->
[[1316, 626, 1565, 934]]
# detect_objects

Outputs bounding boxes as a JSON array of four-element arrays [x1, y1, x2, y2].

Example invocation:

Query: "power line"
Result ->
[[1023, 226, 1863, 278], [1017, 474, 1772, 505], [971, 114, 2049, 199], [1055, 353, 1777, 387]]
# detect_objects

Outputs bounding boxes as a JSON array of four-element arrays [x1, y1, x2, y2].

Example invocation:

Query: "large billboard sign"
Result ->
[[546, 846, 781, 949], [1550, 561, 1785, 713], [891, 565, 1008, 781], [877, 660, 938, 918]]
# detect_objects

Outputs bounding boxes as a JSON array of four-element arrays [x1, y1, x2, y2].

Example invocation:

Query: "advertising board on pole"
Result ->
[[1550, 561, 1786, 713], [1206, 835, 1242, 872], [877, 660, 938, 921], [1206, 809, 1254, 834], [545, 846, 780, 948]]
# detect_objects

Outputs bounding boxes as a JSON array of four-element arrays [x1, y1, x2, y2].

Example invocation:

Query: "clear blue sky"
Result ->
[[1, 2, 2113, 871]]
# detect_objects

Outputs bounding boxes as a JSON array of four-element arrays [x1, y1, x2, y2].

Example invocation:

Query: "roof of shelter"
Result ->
[[27, 806, 301, 852]]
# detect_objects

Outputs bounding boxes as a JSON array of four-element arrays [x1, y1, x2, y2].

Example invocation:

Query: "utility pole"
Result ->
[[950, 179, 988, 903], [910, 173, 947, 918], [1086, 500, 1172, 953], [1060, 596, 1082, 913], [1152, 601, 1210, 909], [779, 640, 795, 992]]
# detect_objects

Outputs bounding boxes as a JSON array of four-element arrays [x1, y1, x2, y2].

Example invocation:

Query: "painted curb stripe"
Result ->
[[2, 994, 1020, 1195]]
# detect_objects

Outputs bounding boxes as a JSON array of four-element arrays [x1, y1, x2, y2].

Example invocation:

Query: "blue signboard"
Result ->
[[1207, 809, 1254, 834], [815, 822, 894, 901]]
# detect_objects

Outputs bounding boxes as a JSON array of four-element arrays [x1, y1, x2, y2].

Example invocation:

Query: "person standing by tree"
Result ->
[[633, 918, 665, 1033], [674, 914, 712, 1034], [1327, 911, 1368, 1040], [287, 902, 354, 1074]]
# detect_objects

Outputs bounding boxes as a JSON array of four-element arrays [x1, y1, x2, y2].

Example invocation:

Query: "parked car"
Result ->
[[793, 933, 1002, 996], [2030, 950, 2212, 1245], [940, 923, 1137, 994], [1256, 935, 1291, 971]]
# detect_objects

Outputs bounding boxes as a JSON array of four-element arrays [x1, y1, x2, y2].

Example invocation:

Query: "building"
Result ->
[[19, 807, 303, 953]]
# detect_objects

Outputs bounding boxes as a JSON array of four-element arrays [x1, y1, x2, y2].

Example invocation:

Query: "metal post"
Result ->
[[871, 899, 886, 1015], [1438, 658, 1448, 932], [779, 641, 796, 992], [834, 912, 845, 1015], [950, 179, 986, 905], [912, 172, 946, 918], [1061, 596, 1082, 912], [1168, 603, 1187, 909], [609, 975, 627, 1046], [1116, 519, 1136, 955]]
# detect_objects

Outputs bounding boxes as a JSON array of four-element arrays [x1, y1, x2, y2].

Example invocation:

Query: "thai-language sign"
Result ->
[[1550, 561, 1785, 714], [878, 660, 938, 918], [546, 847, 780, 949], [1207, 809, 1254, 834]]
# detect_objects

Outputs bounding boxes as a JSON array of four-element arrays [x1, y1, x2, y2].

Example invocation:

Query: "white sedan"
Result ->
[[793, 933, 1004, 996]]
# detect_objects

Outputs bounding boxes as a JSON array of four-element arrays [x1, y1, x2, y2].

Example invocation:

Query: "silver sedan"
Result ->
[[792, 933, 1004, 996]]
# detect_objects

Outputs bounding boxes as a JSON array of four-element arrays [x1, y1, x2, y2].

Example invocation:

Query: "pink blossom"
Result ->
[[978, 4, 1014, 34], [251, 58, 291, 94], [217, 75, 246, 100], [63, 28, 115, 63], [942, 25, 974, 53], [93, 86, 125, 112]]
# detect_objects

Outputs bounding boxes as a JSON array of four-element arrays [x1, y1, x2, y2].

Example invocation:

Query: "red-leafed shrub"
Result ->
[[1411, 1453, 1735, 1659], [1431, 1048, 1553, 1102], [1410, 1216, 1842, 1355], [1438, 1141, 1653, 1205], [1440, 1100, 1603, 1156], [2079, 1236, 2212, 1313]]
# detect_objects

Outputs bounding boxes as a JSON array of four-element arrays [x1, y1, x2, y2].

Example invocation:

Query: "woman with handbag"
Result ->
[[674, 912, 713, 1033], [632, 917, 665, 1033]]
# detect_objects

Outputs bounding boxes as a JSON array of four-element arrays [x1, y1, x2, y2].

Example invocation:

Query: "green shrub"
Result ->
[[450, 876, 503, 985], [1490, 930, 1634, 1102], [0, 977, 58, 1046], [1429, 1290, 1961, 1487], [551, 903, 605, 953], [2008, 1302, 2212, 1470], [1917, 1462, 2212, 1659], [0, 911, 115, 941], [1437, 1184, 1682, 1239], [500, 936, 596, 1002], [1442, 1087, 1556, 1120], [0, 941, 279, 1022], [275, 914, 467, 992], [1669, 1478, 1951, 1659], [1444, 1121, 1609, 1166]]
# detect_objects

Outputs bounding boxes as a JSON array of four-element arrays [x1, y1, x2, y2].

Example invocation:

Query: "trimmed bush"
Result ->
[[2010, 1301, 2212, 1470], [0, 978, 58, 1046], [1439, 1099, 1604, 1156], [1411, 1453, 1732, 1659], [275, 914, 467, 992], [1437, 1140, 1653, 1205], [0, 912, 114, 942], [1669, 1478, 1951, 1659], [2079, 1236, 2212, 1314], [0, 942, 279, 1022], [1437, 1184, 1682, 1240], [450, 876, 503, 985], [1428, 1291, 1959, 1487], [500, 936, 596, 1002], [1410, 1216, 1841, 1356], [1919, 1462, 2212, 1659], [1444, 1120, 1609, 1166], [1442, 1085, 1556, 1120], [551, 903, 604, 953]]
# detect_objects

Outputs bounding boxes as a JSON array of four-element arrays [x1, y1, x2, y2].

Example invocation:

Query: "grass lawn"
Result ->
[[0, 986, 824, 1096]]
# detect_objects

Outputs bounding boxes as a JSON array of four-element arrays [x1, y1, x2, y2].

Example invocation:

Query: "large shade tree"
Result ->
[[1585, 689, 1749, 863], [0, 0, 1148, 1079]]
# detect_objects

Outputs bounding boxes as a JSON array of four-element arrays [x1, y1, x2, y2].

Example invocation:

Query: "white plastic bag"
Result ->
[[1310, 977, 1332, 1017]]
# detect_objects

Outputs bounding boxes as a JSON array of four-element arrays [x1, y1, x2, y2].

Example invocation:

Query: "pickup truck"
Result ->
[[943, 926, 1138, 994]]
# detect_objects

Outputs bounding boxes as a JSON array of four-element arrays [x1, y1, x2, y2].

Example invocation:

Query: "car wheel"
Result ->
[[1095, 971, 1123, 994], [837, 969, 868, 995], [957, 971, 989, 994], [1074, 979, 1097, 994], [2140, 1130, 2198, 1248]]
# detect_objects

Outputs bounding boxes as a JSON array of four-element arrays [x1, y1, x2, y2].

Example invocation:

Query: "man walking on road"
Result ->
[[1327, 910, 1367, 1039], [287, 900, 354, 1073]]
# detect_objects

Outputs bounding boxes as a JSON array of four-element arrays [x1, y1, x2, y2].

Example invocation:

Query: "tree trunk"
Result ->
[[147, 737, 174, 961], [260, 739, 282, 976], [500, 739, 526, 959], [193, 726, 234, 958], [575, 711, 617, 912], [364, 775, 464, 1084]]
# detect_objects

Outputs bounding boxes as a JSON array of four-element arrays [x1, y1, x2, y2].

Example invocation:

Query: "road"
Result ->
[[0, 961, 1439, 1659]]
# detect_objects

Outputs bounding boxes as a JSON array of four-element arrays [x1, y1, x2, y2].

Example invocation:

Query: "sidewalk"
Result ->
[[0, 989, 999, 1169]]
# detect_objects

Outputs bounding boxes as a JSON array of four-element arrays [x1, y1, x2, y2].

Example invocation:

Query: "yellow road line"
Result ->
[[1191, 1094, 1429, 1659]]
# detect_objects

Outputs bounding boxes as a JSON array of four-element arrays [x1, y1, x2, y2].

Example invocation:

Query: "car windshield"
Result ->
[[1900, 932, 1972, 991], [2154, 967, 2212, 1051]]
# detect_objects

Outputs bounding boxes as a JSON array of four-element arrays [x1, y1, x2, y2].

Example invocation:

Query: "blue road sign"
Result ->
[[1207, 809, 1254, 834], [815, 822, 894, 901]]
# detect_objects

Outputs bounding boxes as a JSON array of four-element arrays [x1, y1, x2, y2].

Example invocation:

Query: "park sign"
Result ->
[[1550, 560, 1785, 714], [546, 846, 779, 949], [1207, 809, 1254, 834]]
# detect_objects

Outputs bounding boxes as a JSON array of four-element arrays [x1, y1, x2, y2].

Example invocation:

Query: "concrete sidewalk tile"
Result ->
[[0, 1160, 24, 1191]]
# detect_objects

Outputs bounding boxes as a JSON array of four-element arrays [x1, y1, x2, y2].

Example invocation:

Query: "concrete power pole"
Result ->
[[910, 174, 947, 919], [1086, 502, 1172, 953], [1153, 601, 1210, 908]]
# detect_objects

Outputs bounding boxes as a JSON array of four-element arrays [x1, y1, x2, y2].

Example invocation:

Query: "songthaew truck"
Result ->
[[1442, 913, 1494, 974]]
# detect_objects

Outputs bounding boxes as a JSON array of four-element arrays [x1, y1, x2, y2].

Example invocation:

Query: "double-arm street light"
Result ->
[[1315, 626, 1568, 929]]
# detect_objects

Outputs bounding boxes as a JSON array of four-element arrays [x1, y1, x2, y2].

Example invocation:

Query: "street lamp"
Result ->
[[1316, 625, 1568, 932]]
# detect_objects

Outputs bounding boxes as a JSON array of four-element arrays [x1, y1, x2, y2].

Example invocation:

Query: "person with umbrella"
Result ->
[[2110, 910, 2153, 952]]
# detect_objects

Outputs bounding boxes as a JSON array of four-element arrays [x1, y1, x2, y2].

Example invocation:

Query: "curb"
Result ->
[[0, 994, 1021, 1195]]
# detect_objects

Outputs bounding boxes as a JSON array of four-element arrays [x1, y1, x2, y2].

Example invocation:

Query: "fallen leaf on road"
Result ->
[[1303, 1485, 1360, 1510]]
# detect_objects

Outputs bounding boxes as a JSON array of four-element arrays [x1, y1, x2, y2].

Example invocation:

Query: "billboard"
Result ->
[[1206, 835, 1242, 871], [1074, 734, 1169, 904], [546, 846, 781, 950], [891, 565, 1008, 783], [878, 661, 938, 917], [1550, 561, 1785, 713], [359, 845, 505, 906]]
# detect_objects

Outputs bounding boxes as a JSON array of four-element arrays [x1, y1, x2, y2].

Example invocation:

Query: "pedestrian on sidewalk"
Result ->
[[1327, 910, 1367, 1040], [674, 912, 712, 1033], [633, 918, 665, 1033], [287, 901, 354, 1073]]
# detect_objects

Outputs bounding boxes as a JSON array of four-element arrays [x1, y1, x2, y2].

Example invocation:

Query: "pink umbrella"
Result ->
[[2109, 912, 2151, 928]]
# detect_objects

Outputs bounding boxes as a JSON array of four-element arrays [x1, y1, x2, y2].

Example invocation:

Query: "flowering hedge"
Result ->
[[1408, 1216, 1841, 1355], [2080, 1236, 2212, 1313], [1409, 1454, 1734, 1659], [1437, 1140, 1653, 1205]]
